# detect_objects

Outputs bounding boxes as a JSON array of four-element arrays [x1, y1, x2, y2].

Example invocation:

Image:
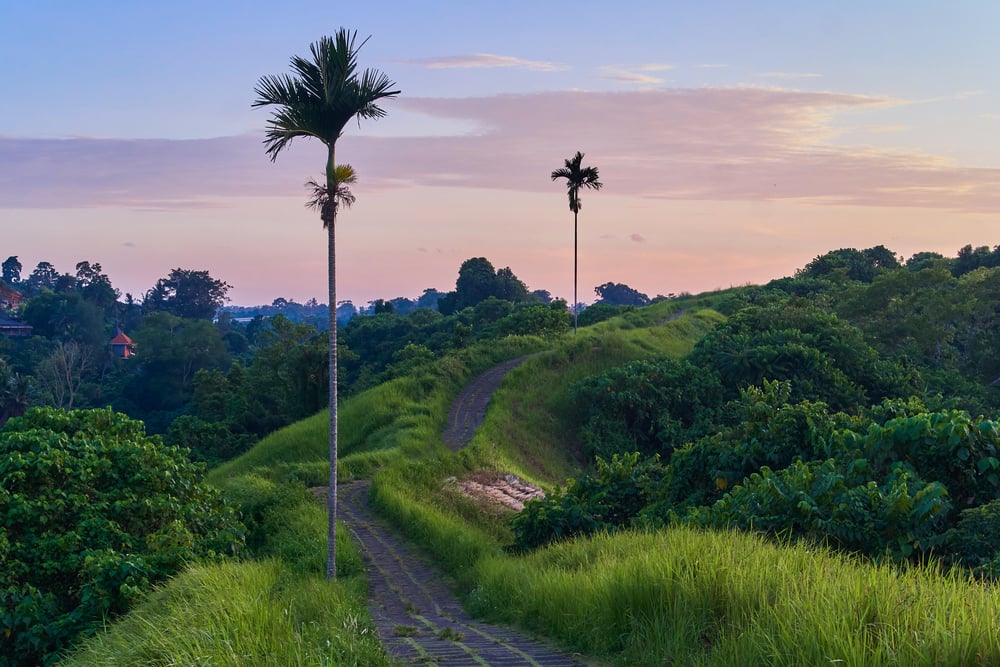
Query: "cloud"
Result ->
[[864, 124, 907, 133], [630, 233, 645, 243], [697, 64, 729, 69], [401, 53, 567, 72], [597, 64, 673, 84], [4, 87, 1000, 214], [757, 71, 823, 79]]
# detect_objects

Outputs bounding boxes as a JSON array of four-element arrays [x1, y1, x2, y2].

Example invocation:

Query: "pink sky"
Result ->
[[4, 86, 999, 305]]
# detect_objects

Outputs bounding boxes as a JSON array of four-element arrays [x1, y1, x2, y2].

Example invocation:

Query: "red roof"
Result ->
[[110, 331, 134, 345]]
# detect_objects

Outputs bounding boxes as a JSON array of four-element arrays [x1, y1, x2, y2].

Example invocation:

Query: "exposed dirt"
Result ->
[[447, 470, 546, 512]]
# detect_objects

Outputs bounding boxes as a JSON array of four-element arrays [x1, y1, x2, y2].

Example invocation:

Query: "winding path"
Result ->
[[340, 357, 587, 666]]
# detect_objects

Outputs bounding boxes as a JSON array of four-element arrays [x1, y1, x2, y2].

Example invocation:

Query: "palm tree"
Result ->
[[551, 151, 602, 333], [253, 30, 399, 580]]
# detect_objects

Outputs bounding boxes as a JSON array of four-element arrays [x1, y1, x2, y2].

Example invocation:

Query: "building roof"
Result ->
[[109, 331, 134, 345]]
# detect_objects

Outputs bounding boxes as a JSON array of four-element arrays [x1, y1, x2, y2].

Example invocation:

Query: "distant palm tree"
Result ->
[[551, 151, 603, 333], [253, 30, 399, 580]]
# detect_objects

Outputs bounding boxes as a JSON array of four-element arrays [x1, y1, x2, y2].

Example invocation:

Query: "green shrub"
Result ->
[[511, 453, 668, 550], [571, 357, 723, 459], [0, 407, 245, 666], [691, 459, 951, 560], [939, 499, 1000, 578]]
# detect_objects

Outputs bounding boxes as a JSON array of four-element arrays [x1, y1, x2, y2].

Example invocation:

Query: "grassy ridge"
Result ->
[[61, 301, 1000, 665], [367, 305, 1000, 665], [367, 307, 726, 588], [60, 335, 548, 665]]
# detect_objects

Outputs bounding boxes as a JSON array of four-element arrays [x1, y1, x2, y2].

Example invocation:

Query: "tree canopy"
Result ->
[[144, 268, 232, 320]]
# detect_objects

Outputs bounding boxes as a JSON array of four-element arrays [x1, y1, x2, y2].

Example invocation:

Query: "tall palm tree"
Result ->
[[253, 30, 398, 580], [551, 151, 602, 333]]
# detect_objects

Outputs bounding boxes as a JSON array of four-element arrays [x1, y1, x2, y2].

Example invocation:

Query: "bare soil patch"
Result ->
[[445, 470, 545, 512]]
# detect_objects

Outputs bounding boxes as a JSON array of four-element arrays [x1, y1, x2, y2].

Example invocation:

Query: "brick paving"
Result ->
[[340, 481, 587, 666], [442, 357, 530, 451]]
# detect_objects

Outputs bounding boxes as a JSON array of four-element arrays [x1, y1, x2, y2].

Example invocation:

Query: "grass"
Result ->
[[59, 305, 1000, 665], [466, 529, 1000, 666], [368, 309, 727, 576], [59, 559, 389, 667]]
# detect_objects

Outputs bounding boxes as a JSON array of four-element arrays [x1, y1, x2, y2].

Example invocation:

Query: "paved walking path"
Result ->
[[340, 481, 586, 666], [340, 357, 589, 666], [442, 356, 530, 451]]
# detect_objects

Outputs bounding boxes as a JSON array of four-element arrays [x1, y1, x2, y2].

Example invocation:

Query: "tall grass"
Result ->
[[467, 528, 1000, 666], [59, 560, 389, 667]]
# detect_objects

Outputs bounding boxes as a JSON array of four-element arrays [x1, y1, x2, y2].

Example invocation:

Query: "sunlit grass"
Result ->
[[467, 528, 1000, 666], [59, 559, 389, 667]]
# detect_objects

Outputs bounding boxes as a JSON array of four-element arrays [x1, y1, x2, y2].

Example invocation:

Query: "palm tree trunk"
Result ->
[[326, 144, 339, 580], [573, 210, 579, 334]]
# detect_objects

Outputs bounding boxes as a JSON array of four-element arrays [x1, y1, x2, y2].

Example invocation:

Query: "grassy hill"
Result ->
[[60, 294, 1000, 666]]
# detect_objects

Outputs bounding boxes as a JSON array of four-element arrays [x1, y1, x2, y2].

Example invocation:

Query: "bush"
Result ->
[[0, 407, 245, 666], [511, 453, 667, 550], [691, 459, 950, 560], [938, 499, 1000, 578], [571, 357, 723, 460]]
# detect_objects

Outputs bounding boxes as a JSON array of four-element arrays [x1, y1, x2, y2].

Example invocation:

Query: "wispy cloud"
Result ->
[[697, 63, 729, 69], [757, 71, 823, 79], [401, 53, 567, 71], [4, 87, 1000, 214], [597, 63, 673, 84], [630, 233, 646, 243], [864, 124, 907, 133]]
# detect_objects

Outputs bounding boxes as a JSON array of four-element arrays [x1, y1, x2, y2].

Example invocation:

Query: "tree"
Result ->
[[594, 281, 650, 306], [454, 257, 499, 310], [0, 358, 29, 426], [34, 340, 92, 409], [21, 290, 106, 347], [551, 151, 602, 333], [25, 261, 58, 293], [2, 256, 21, 284], [253, 29, 399, 579], [74, 260, 119, 310], [416, 288, 447, 310], [144, 268, 232, 320], [0, 407, 243, 665]]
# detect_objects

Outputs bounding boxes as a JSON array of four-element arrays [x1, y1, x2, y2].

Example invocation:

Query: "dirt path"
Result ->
[[340, 357, 589, 666]]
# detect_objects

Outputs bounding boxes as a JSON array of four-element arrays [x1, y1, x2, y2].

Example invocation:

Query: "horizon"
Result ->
[[3, 2, 999, 306]]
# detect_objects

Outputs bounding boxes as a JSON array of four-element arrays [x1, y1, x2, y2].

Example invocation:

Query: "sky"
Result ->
[[2, 1, 1000, 307]]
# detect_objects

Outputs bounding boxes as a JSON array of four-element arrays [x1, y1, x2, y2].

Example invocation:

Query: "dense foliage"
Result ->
[[514, 264, 1000, 578], [0, 407, 244, 665]]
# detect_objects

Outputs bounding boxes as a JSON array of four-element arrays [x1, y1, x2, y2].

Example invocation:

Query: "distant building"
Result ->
[[109, 330, 137, 359], [0, 284, 21, 311], [0, 315, 32, 337]]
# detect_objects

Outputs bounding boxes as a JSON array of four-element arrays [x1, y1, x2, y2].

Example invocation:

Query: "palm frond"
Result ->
[[551, 151, 602, 213], [305, 164, 358, 228], [252, 28, 399, 161]]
